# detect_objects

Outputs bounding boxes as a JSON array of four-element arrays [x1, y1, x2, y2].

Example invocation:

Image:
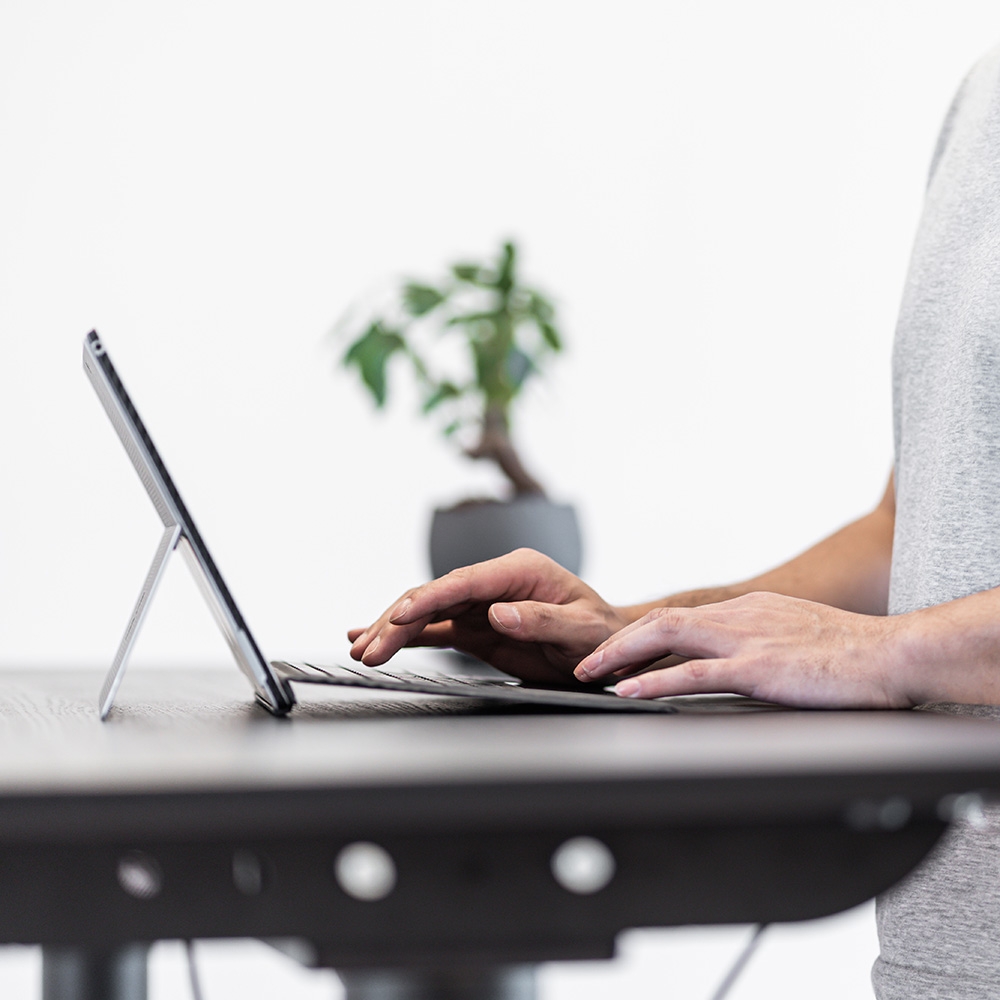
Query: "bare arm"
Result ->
[[354, 471, 1000, 708], [349, 476, 897, 688], [572, 472, 1000, 708], [622, 474, 896, 620], [573, 575, 1000, 709]]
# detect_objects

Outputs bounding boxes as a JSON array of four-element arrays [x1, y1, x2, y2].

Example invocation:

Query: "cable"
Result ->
[[707, 923, 768, 1000], [185, 939, 205, 1000]]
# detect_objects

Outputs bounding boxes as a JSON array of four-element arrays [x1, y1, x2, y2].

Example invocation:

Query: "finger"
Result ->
[[399, 620, 500, 653], [350, 596, 487, 665], [353, 550, 585, 665], [596, 604, 695, 646], [355, 618, 491, 659], [592, 607, 733, 662], [388, 550, 567, 626], [574, 608, 734, 680], [403, 620, 571, 685], [350, 584, 450, 663], [356, 605, 500, 666], [611, 653, 687, 677], [604, 596, 737, 649], [573, 613, 678, 679], [348, 590, 411, 661], [355, 619, 439, 665], [487, 599, 609, 652], [399, 622, 462, 647], [613, 659, 751, 700], [350, 616, 428, 663]]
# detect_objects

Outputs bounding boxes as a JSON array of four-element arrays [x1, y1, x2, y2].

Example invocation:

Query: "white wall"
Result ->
[[3, 1, 999, 997]]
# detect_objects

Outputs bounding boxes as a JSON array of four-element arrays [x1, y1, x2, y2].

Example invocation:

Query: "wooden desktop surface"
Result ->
[[2, 667, 1000, 965]]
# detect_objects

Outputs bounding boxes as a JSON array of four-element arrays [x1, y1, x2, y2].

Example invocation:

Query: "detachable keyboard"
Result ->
[[271, 660, 684, 712]]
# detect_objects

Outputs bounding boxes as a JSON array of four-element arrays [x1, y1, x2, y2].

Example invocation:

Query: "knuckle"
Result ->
[[534, 602, 557, 627], [683, 659, 710, 682], [443, 564, 476, 589], [514, 547, 552, 569], [648, 606, 680, 629]]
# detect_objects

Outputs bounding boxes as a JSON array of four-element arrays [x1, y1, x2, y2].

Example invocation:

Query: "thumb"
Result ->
[[489, 601, 579, 643]]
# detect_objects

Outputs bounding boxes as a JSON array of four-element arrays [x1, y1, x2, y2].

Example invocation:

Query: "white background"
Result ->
[[3, 1, 1000, 996]]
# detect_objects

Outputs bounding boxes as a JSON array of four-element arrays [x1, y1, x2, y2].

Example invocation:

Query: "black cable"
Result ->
[[707, 923, 768, 1000], [185, 939, 205, 1000]]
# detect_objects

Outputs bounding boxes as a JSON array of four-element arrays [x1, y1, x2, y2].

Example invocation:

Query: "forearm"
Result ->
[[895, 587, 1000, 706], [621, 476, 896, 621]]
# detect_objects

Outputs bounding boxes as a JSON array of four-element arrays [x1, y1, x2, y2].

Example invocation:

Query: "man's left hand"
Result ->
[[574, 592, 910, 708]]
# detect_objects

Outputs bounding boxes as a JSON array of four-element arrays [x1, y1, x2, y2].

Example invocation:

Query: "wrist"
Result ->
[[880, 611, 931, 707], [889, 594, 1000, 707]]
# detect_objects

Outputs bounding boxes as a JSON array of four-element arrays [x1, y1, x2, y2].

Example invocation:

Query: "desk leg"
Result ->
[[41, 945, 148, 1000], [337, 966, 535, 1000]]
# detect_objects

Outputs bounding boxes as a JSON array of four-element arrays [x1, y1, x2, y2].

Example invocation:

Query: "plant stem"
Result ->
[[465, 403, 546, 497]]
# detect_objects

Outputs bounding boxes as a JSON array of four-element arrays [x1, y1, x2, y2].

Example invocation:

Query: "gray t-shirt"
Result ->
[[873, 43, 1000, 999]]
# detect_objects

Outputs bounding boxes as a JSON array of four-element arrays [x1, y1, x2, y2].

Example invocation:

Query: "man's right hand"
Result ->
[[347, 548, 631, 685]]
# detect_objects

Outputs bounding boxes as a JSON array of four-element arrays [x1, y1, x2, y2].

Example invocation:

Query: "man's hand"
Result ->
[[574, 591, 912, 709], [347, 548, 630, 685]]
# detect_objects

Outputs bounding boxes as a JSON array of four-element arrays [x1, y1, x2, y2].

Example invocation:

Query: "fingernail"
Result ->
[[575, 650, 602, 680], [363, 635, 381, 660], [389, 599, 411, 623], [615, 678, 641, 698], [491, 604, 521, 631]]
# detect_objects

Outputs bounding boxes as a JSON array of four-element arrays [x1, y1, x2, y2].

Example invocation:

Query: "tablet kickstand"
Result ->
[[99, 523, 182, 720]]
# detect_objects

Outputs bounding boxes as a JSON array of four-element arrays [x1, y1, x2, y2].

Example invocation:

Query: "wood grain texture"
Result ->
[[0, 671, 987, 949], [0, 669, 998, 799]]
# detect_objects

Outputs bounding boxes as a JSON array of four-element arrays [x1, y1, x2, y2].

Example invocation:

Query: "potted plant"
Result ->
[[337, 240, 581, 577]]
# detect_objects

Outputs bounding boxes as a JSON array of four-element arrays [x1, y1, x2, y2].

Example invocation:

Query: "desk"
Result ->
[[5, 668, 1000, 999]]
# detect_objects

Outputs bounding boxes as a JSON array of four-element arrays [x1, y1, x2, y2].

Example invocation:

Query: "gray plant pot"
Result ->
[[429, 496, 582, 579]]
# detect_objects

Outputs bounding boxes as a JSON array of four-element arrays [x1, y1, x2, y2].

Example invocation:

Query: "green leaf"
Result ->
[[452, 264, 482, 283], [526, 292, 554, 324], [497, 241, 516, 292], [342, 322, 406, 407], [446, 311, 501, 329], [538, 321, 562, 351], [442, 419, 463, 437], [402, 283, 446, 317], [422, 381, 462, 414]]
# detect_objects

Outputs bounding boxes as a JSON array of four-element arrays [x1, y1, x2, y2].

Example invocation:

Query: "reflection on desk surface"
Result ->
[[0, 668, 999, 799]]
